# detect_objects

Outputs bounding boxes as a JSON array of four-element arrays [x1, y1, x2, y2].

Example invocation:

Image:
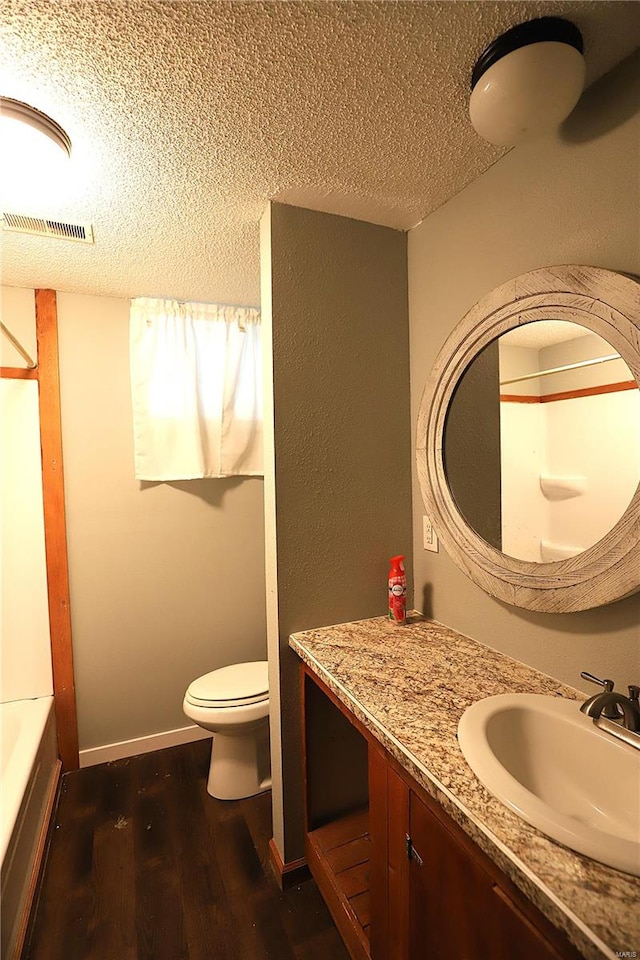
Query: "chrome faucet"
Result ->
[[580, 671, 640, 733]]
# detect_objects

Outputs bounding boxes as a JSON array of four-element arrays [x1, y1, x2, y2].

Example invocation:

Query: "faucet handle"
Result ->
[[580, 672, 621, 720], [581, 672, 615, 692], [628, 685, 640, 704]]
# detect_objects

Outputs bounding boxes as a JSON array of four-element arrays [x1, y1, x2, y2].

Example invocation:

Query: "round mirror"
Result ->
[[443, 320, 639, 563], [416, 265, 640, 612]]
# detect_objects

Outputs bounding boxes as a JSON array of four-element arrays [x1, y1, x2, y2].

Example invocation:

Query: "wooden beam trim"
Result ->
[[1, 366, 38, 380], [36, 289, 79, 772], [499, 394, 540, 404], [500, 380, 637, 404]]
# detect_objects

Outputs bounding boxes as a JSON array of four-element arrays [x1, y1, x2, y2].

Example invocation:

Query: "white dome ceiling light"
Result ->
[[0, 97, 72, 209], [469, 17, 586, 147]]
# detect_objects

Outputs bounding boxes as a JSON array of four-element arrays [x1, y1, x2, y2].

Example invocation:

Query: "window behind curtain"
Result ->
[[129, 297, 263, 480]]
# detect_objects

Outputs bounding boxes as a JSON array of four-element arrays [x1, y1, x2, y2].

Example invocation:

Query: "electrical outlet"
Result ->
[[423, 515, 439, 553]]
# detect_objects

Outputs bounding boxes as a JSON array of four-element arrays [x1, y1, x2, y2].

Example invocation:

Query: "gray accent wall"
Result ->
[[261, 202, 412, 863], [409, 52, 640, 694]]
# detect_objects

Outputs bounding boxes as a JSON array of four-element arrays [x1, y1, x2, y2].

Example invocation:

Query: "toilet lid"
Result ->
[[186, 661, 268, 706]]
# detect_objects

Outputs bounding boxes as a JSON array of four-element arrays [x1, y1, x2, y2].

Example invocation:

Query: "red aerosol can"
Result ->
[[388, 555, 407, 625]]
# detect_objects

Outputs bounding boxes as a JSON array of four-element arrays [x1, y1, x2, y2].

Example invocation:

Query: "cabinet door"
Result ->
[[490, 884, 571, 960], [408, 791, 496, 960], [407, 791, 578, 960]]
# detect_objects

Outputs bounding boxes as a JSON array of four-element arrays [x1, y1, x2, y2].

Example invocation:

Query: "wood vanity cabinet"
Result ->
[[405, 782, 577, 960], [301, 664, 583, 960]]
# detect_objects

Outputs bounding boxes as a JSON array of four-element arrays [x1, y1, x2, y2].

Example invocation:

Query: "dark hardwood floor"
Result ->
[[22, 739, 350, 960]]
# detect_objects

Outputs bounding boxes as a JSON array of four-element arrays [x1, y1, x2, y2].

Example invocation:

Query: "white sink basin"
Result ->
[[457, 694, 640, 876]]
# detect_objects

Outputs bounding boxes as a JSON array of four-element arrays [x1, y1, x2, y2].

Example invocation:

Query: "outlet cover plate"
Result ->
[[423, 515, 439, 553]]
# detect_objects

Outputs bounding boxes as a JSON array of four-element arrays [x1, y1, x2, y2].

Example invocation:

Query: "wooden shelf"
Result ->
[[307, 806, 371, 960]]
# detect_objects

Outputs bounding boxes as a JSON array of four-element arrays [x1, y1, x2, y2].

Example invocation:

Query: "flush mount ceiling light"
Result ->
[[1, 97, 71, 157], [469, 17, 586, 147], [0, 97, 72, 208]]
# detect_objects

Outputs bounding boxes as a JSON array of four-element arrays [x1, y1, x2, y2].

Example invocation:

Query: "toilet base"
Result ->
[[207, 723, 271, 800]]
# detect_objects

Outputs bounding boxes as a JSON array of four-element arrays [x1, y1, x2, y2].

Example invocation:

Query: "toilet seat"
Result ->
[[185, 661, 268, 709]]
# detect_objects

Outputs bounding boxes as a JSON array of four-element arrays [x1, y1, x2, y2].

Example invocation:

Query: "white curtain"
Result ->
[[130, 298, 263, 480]]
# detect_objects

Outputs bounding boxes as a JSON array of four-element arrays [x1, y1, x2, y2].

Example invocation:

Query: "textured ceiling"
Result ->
[[1, 1, 638, 306], [502, 321, 593, 348]]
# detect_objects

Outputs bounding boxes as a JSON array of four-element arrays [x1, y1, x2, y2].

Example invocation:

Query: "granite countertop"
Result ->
[[289, 615, 640, 960]]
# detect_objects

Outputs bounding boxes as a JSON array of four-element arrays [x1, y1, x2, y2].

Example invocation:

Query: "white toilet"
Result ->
[[183, 660, 271, 800]]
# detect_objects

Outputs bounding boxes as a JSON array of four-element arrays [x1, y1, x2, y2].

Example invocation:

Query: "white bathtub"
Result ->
[[1, 697, 59, 960]]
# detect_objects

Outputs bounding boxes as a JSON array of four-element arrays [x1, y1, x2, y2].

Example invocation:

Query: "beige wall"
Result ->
[[408, 52, 639, 693], [262, 203, 412, 862], [55, 291, 267, 750]]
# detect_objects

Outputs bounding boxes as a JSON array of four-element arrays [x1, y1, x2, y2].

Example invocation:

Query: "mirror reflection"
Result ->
[[443, 320, 640, 563]]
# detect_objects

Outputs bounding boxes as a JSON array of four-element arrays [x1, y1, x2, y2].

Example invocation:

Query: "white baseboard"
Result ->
[[79, 724, 212, 768]]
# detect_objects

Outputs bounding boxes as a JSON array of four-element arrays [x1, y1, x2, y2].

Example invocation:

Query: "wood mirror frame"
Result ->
[[416, 265, 640, 613]]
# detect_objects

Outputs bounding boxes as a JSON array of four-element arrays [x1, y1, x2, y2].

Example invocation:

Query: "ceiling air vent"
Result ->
[[1, 213, 94, 244]]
